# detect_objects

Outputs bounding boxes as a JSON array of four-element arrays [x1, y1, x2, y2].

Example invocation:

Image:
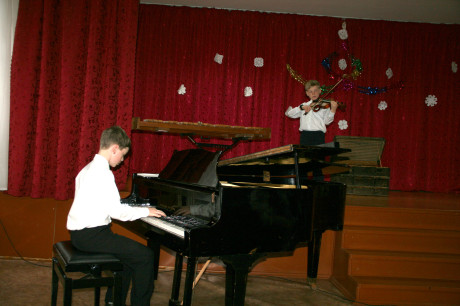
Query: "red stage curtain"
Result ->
[[8, 0, 139, 200], [8, 3, 460, 200], [131, 5, 460, 193]]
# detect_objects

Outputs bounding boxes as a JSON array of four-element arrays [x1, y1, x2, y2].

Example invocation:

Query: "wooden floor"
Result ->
[[0, 258, 354, 306]]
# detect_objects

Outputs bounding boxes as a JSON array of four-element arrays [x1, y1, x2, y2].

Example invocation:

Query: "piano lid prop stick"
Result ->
[[180, 259, 212, 306], [193, 259, 212, 288]]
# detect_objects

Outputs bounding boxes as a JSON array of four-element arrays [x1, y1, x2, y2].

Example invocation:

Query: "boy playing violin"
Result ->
[[285, 80, 338, 180]]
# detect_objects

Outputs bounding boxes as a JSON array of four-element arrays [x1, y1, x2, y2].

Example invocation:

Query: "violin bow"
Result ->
[[320, 77, 344, 100]]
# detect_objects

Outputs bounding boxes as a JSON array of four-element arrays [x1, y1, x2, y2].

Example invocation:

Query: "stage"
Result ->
[[332, 190, 460, 305], [345, 190, 460, 211]]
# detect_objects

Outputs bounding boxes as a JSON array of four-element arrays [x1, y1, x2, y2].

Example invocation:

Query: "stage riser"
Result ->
[[354, 280, 460, 306], [332, 204, 460, 305], [348, 251, 460, 280], [342, 227, 460, 255], [331, 276, 460, 306], [344, 205, 460, 231]]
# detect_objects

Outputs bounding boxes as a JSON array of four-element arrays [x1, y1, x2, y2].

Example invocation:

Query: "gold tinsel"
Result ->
[[286, 64, 308, 86]]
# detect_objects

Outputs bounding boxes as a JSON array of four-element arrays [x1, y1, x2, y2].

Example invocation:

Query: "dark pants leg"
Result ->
[[300, 130, 325, 181], [70, 225, 155, 306]]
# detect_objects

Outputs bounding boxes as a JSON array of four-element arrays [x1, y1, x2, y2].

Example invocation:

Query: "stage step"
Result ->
[[332, 277, 460, 306], [332, 204, 460, 305], [347, 250, 460, 280], [342, 226, 460, 255], [344, 205, 460, 231]]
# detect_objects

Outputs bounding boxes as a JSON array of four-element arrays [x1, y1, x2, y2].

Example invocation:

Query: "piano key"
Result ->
[[141, 216, 185, 238]]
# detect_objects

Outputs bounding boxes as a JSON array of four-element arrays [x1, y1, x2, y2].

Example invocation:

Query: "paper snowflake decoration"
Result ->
[[214, 53, 223, 64], [244, 86, 253, 97], [338, 120, 348, 130], [254, 57, 264, 67], [386, 68, 393, 79], [425, 95, 437, 107], [338, 22, 348, 40], [338, 59, 347, 70], [452, 61, 458, 73], [378, 101, 388, 110], [177, 84, 186, 95]]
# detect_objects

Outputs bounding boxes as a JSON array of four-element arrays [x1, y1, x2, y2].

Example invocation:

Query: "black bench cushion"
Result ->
[[53, 240, 123, 272]]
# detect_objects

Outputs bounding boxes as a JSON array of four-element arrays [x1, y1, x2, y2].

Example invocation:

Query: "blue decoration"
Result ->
[[357, 86, 388, 95]]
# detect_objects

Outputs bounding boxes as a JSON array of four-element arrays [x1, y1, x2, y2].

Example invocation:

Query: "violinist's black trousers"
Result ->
[[300, 130, 325, 181]]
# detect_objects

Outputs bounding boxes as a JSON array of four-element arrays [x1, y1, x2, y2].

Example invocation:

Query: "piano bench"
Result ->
[[51, 240, 123, 306]]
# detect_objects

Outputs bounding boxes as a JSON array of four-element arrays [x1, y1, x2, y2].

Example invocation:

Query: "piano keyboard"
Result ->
[[140, 216, 208, 239]]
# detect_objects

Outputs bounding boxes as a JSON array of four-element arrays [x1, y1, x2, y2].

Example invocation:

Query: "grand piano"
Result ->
[[119, 118, 350, 306]]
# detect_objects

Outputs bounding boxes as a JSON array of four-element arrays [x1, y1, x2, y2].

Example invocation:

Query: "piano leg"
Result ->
[[168, 254, 184, 306], [307, 231, 323, 286], [182, 257, 197, 306], [221, 254, 264, 306], [224, 263, 237, 304], [147, 237, 160, 280]]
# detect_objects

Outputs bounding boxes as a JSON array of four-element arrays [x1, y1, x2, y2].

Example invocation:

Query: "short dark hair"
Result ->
[[100, 126, 131, 150], [304, 80, 321, 91]]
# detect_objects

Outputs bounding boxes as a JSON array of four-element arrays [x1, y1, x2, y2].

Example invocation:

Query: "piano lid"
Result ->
[[132, 117, 271, 140], [218, 144, 350, 166]]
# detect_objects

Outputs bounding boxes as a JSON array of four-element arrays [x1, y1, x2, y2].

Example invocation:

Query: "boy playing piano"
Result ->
[[67, 125, 165, 306]]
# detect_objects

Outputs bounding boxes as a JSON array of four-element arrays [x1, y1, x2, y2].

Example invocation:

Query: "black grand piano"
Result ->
[[119, 118, 350, 306]]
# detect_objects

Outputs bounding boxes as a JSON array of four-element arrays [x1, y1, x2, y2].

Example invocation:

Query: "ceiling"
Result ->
[[140, 0, 460, 24]]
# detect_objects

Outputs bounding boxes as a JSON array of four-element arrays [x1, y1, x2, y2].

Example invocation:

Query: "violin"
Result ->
[[309, 77, 346, 112], [311, 98, 346, 112]]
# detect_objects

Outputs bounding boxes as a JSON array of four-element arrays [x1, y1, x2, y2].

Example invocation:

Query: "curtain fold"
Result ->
[[8, 0, 139, 200], [131, 5, 460, 193]]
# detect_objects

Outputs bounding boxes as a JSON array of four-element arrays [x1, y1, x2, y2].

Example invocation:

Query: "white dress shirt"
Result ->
[[67, 154, 149, 231], [285, 100, 335, 133]]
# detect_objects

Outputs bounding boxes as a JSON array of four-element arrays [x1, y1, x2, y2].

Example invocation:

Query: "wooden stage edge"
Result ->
[[345, 190, 460, 211]]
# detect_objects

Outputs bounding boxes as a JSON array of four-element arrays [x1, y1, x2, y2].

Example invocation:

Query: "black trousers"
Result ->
[[70, 225, 155, 306], [300, 130, 325, 181]]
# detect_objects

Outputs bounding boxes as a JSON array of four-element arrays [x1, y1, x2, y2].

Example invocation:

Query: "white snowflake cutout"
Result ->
[[378, 101, 388, 110], [425, 95, 437, 107], [214, 53, 223, 64], [338, 59, 347, 70], [244, 86, 253, 97], [338, 120, 348, 130], [254, 57, 264, 67], [386, 68, 393, 79], [177, 84, 186, 95], [338, 21, 348, 40], [452, 61, 458, 73]]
